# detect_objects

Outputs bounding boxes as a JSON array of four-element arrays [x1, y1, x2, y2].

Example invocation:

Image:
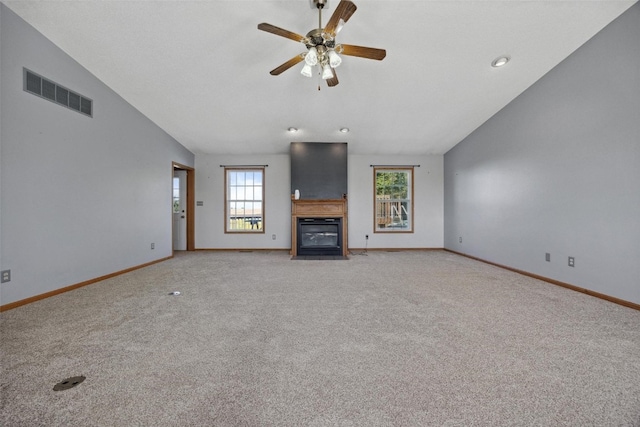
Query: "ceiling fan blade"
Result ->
[[326, 68, 339, 87], [270, 54, 305, 76], [324, 0, 357, 37], [338, 44, 386, 60], [258, 23, 306, 43]]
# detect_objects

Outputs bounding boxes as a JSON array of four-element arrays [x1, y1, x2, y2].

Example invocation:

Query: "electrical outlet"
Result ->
[[151, 243, 155, 250], [272, 234, 276, 240], [1, 270, 10, 283], [545, 253, 551, 262], [365, 235, 369, 240], [459, 237, 462, 243], [568, 256, 575, 267]]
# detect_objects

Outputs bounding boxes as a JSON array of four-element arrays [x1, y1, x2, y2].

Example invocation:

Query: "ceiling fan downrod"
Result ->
[[315, 0, 325, 30]]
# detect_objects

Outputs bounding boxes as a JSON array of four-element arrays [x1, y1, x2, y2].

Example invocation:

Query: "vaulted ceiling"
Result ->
[[3, 0, 636, 155]]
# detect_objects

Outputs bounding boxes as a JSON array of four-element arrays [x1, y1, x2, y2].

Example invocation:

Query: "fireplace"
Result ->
[[290, 197, 348, 257], [297, 218, 343, 256], [290, 143, 348, 258]]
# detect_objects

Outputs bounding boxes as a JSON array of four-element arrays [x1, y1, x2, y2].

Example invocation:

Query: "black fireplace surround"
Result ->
[[296, 218, 343, 256]]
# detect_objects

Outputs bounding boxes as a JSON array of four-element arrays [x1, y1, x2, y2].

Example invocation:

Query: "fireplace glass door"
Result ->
[[297, 218, 342, 256]]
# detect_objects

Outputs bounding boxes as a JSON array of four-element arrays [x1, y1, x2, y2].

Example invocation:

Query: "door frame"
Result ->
[[172, 162, 195, 252]]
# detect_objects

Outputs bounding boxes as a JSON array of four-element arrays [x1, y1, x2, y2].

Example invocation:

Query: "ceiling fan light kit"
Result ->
[[305, 46, 319, 66], [328, 50, 342, 67], [258, 0, 386, 87], [300, 63, 313, 77]]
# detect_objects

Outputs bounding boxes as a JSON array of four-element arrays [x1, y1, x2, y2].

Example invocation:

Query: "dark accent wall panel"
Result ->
[[290, 142, 347, 199]]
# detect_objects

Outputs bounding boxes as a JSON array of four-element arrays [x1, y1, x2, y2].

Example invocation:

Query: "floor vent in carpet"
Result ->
[[53, 376, 85, 391]]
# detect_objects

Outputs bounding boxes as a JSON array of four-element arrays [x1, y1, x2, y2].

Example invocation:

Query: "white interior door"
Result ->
[[172, 170, 187, 251]]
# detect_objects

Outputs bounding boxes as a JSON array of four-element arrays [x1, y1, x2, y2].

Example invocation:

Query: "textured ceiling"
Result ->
[[3, 0, 636, 155]]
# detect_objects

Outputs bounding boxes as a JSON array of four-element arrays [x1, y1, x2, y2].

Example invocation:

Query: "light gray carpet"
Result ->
[[1, 250, 640, 426]]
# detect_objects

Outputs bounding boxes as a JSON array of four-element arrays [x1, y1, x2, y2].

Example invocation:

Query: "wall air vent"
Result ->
[[23, 68, 93, 117]]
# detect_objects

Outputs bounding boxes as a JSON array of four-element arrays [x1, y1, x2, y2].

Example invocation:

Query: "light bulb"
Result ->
[[327, 50, 342, 68], [305, 47, 318, 66], [322, 63, 333, 80], [301, 63, 313, 78]]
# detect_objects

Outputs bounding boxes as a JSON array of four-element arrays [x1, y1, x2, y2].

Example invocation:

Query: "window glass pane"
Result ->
[[246, 202, 254, 224], [173, 177, 180, 213]]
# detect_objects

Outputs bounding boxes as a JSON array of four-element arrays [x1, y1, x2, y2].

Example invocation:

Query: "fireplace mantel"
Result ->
[[291, 196, 348, 257]]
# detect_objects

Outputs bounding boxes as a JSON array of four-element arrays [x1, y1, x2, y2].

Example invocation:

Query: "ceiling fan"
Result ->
[[258, 0, 386, 87]]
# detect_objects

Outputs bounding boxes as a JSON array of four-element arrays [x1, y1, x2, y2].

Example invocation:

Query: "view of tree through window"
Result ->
[[374, 168, 413, 232], [225, 168, 264, 233]]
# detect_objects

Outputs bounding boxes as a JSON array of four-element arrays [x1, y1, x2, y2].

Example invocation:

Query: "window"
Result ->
[[225, 168, 264, 233], [172, 177, 180, 213], [374, 167, 413, 232]]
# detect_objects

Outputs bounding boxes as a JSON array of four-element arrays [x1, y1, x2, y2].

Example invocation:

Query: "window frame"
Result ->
[[224, 167, 265, 234], [373, 167, 414, 233]]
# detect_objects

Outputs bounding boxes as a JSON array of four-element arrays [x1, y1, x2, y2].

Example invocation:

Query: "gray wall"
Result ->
[[195, 154, 292, 250], [0, 5, 194, 306], [444, 3, 640, 304], [349, 154, 443, 250]]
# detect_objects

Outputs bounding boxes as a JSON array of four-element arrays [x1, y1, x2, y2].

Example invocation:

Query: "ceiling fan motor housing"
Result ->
[[305, 29, 336, 49], [304, 29, 338, 68]]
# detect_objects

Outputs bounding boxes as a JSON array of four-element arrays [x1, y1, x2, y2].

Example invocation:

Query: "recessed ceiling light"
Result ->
[[340, 127, 350, 133], [288, 127, 298, 132], [491, 55, 511, 68]]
